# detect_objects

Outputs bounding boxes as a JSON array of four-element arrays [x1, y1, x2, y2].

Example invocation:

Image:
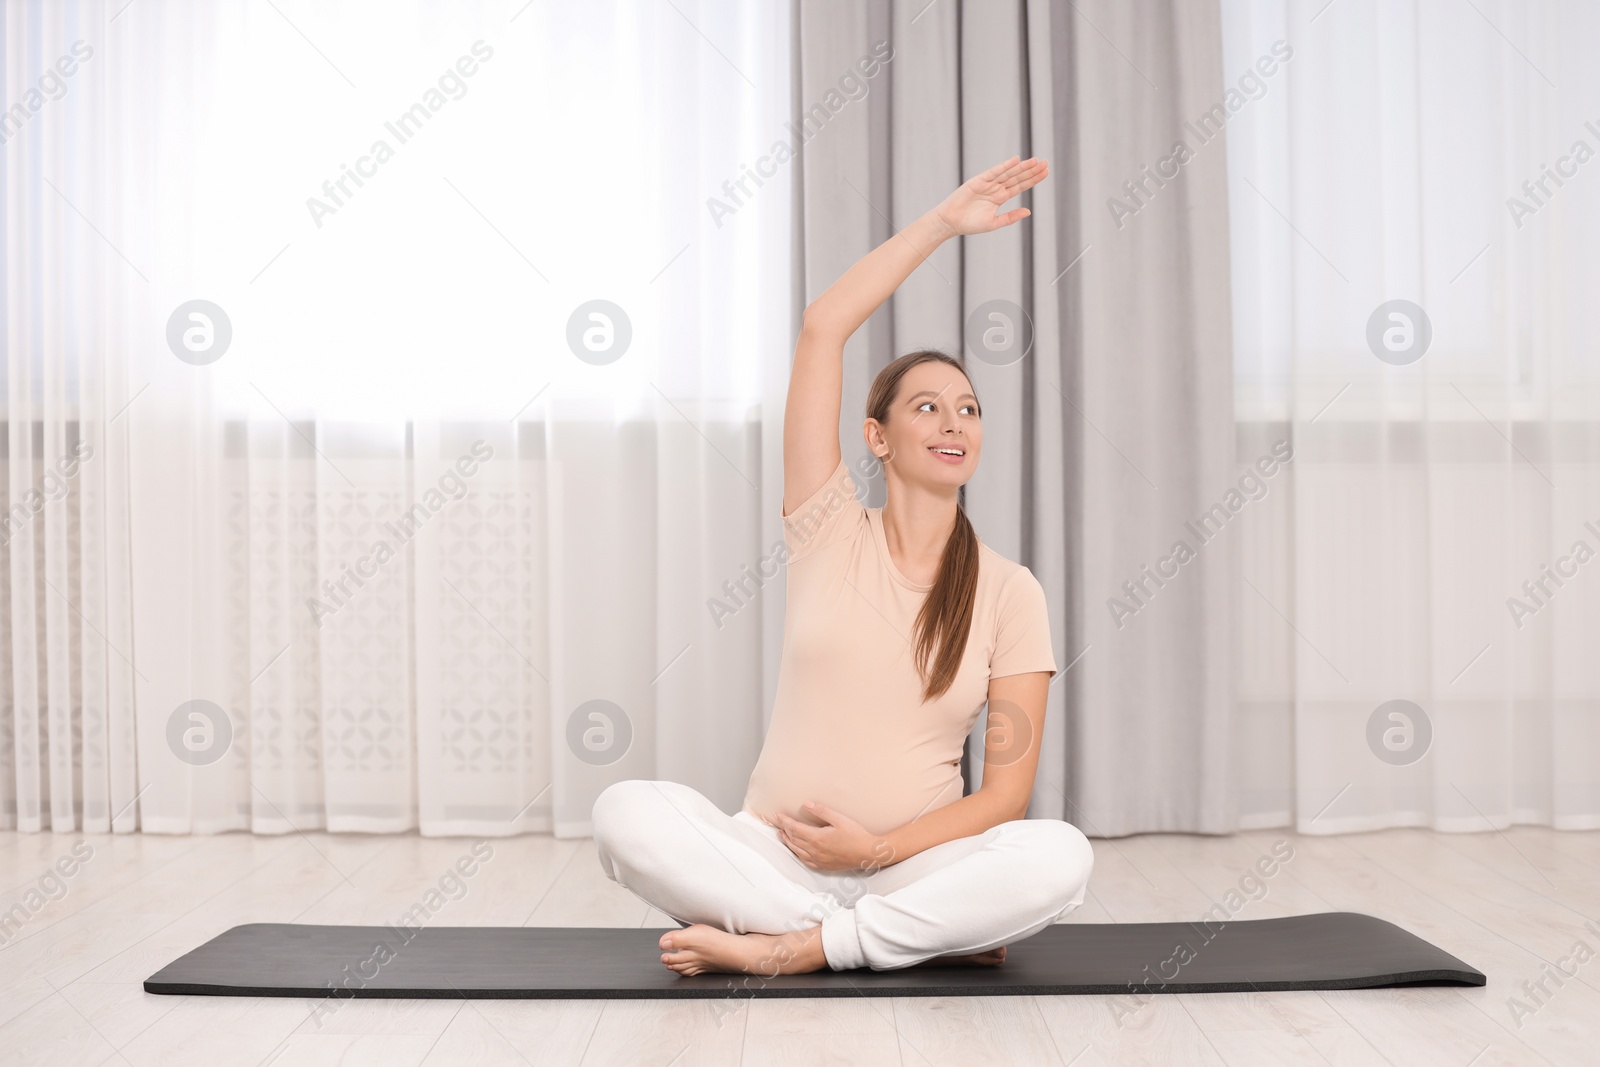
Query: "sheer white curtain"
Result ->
[[1225, 0, 1600, 832], [2, 0, 793, 835]]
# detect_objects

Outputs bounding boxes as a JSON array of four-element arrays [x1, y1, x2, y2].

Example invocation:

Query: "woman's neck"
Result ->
[[880, 479, 959, 578]]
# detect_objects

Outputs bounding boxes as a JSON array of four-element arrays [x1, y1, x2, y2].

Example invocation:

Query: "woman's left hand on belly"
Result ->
[[772, 801, 891, 873]]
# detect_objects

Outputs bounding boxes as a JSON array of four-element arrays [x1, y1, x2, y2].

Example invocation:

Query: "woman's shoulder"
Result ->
[[973, 540, 1042, 599], [972, 541, 1056, 673]]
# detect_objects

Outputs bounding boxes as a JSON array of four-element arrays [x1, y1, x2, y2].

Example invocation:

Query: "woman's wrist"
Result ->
[[863, 827, 902, 872], [885, 211, 954, 262], [915, 208, 959, 248]]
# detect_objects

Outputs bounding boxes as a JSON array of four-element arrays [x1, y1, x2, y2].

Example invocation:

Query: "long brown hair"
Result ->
[[866, 350, 981, 704]]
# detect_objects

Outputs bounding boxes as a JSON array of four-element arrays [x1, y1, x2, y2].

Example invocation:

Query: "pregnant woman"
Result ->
[[592, 155, 1093, 976]]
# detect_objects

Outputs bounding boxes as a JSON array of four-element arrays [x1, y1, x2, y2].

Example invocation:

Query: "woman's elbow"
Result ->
[[799, 304, 845, 343], [995, 790, 1031, 825]]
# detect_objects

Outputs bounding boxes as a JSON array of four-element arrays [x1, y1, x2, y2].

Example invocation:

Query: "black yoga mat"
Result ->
[[145, 912, 1483, 999]]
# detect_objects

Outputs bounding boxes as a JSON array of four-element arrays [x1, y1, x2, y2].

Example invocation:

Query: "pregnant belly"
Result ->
[[743, 753, 964, 838]]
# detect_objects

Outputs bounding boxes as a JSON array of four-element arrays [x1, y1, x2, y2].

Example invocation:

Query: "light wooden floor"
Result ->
[[1, 825, 1596, 1066]]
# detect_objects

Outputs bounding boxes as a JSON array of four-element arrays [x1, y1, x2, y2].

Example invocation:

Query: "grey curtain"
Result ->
[[789, 0, 1236, 836]]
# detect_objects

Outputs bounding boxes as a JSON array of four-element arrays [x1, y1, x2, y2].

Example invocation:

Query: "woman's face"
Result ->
[[866, 361, 982, 490]]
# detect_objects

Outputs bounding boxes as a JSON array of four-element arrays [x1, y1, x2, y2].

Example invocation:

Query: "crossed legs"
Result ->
[[591, 778, 1094, 973]]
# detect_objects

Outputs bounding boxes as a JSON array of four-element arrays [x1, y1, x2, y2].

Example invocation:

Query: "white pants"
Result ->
[[590, 779, 1094, 972]]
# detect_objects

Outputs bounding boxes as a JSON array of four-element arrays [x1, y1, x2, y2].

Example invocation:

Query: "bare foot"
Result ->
[[911, 946, 1007, 968], [659, 923, 827, 977]]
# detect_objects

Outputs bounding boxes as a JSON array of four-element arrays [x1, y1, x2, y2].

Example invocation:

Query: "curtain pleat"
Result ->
[[796, 0, 1239, 835]]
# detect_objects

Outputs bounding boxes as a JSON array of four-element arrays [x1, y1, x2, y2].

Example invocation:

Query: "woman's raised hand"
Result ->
[[933, 155, 1049, 237]]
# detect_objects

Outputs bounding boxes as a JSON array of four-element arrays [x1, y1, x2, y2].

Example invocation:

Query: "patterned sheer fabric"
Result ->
[[0, 0, 792, 835]]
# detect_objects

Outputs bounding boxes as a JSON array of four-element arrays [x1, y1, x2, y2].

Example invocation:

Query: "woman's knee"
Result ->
[[592, 778, 709, 847], [591, 779, 661, 847], [1025, 819, 1095, 907]]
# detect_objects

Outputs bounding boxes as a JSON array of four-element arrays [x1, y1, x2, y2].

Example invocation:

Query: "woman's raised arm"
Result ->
[[782, 155, 1050, 516]]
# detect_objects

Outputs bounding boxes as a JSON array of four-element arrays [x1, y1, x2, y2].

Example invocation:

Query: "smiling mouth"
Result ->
[[928, 446, 966, 462]]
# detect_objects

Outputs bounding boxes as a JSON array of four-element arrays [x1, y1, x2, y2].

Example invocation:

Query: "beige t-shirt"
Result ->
[[741, 457, 1058, 837]]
